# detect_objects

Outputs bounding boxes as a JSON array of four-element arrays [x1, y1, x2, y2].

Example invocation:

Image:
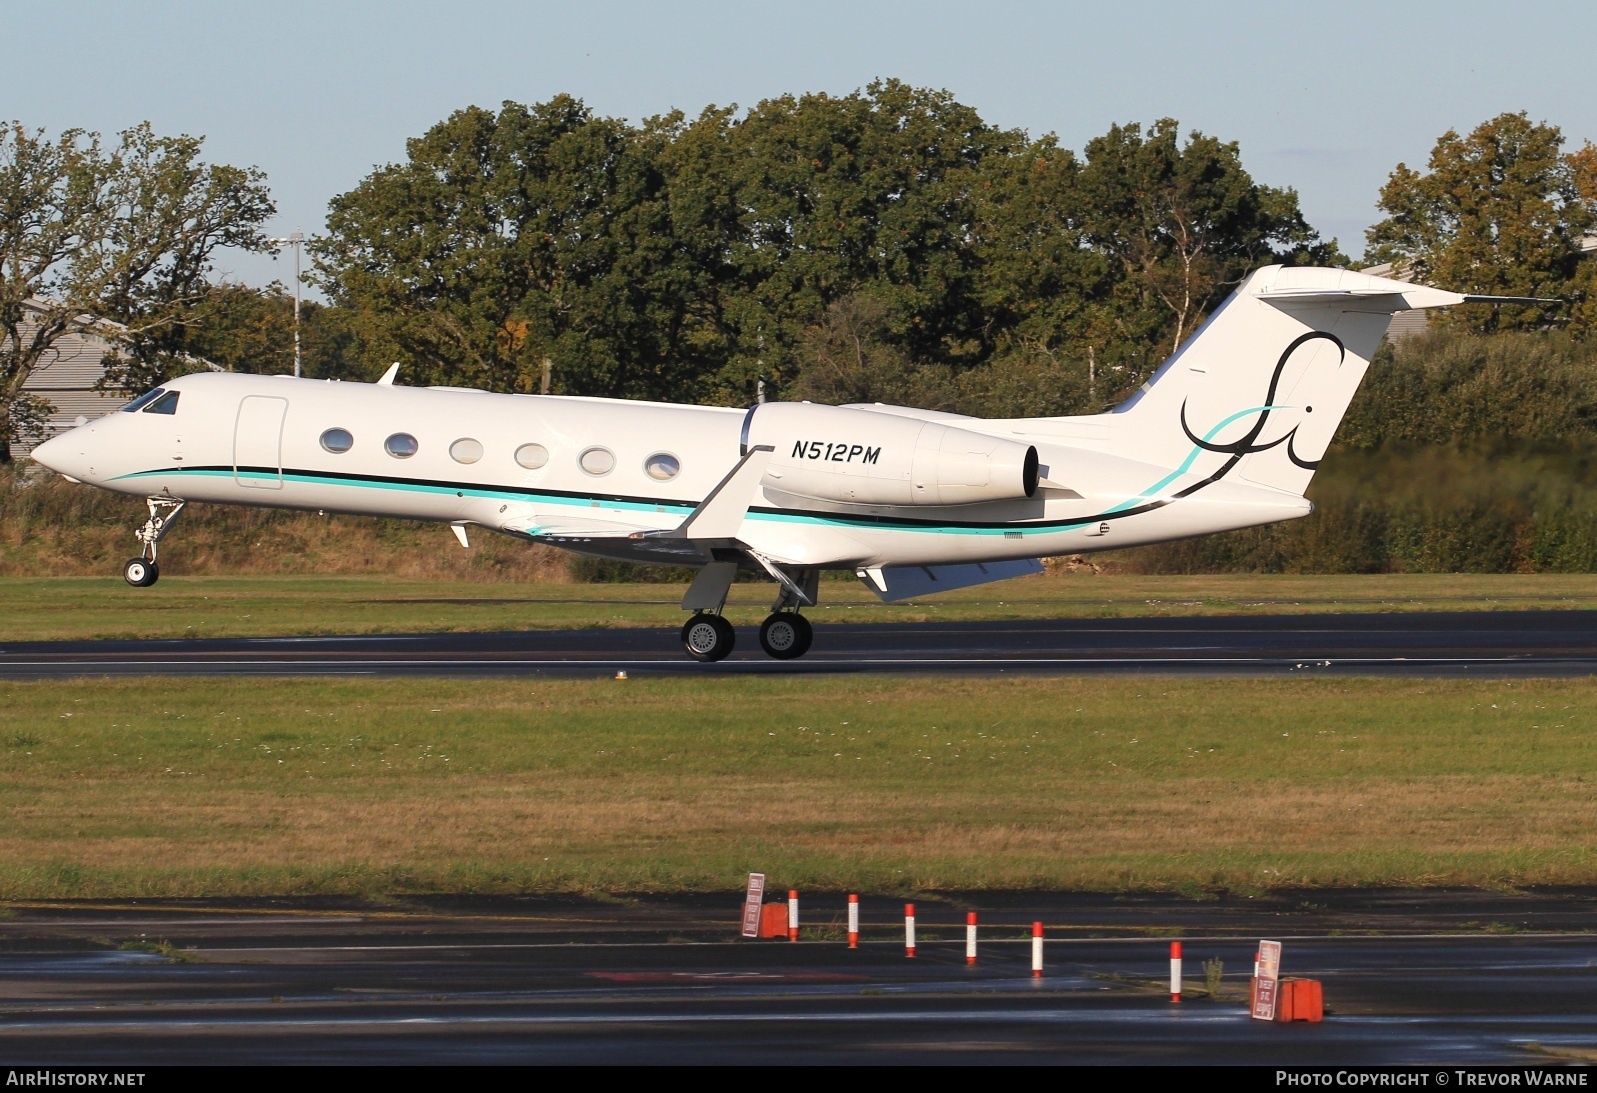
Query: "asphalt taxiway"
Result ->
[[3, 610, 1596, 679], [5, 891, 1597, 1065]]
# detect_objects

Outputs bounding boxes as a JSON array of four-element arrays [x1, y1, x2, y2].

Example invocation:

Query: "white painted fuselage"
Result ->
[[32, 369, 1311, 572], [35, 262, 1506, 631]]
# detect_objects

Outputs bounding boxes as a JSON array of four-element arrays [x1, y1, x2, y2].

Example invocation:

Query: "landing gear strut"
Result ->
[[676, 555, 821, 662], [123, 497, 186, 588], [755, 562, 817, 661]]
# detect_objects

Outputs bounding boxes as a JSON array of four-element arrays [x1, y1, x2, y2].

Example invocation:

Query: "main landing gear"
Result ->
[[678, 556, 819, 662], [123, 497, 186, 588], [681, 613, 736, 662], [680, 609, 814, 663], [758, 612, 812, 660]]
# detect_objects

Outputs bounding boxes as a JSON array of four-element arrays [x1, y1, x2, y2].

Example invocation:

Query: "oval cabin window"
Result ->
[[320, 428, 354, 454], [579, 447, 615, 476], [644, 452, 680, 481], [449, 438, 484, 464], [384, 433, 419, 459], [514, 443, 549, 470]]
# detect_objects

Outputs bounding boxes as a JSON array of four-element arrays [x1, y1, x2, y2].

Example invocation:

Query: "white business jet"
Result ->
[[29, 265, 1526, 662]]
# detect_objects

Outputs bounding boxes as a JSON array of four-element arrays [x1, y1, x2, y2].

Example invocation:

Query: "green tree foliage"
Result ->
[[314, 97, 713, 398], [315, 85, 1336, 412], [711, 81, 1028, 395], [0, 122, 275, 458], [178, 283, 357, 380], [1339, 328, 1597, 451], [1366, 112, 1596, 332], [1076, 120, 1343, 373]]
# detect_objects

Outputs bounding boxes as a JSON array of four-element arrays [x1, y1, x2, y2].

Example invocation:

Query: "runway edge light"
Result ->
[[848, 894, 859, 949], [904, 904, 916, 958]]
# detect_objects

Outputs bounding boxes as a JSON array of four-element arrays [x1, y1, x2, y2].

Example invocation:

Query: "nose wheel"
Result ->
[[681, 613, 736, 662], [122, 497, 185, 589], [123, 557, 159, 587], [759, 612, 813, 660]]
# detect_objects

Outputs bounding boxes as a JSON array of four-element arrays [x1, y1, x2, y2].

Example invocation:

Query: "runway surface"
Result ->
[[6, 891, 1597, 1065], [4, 610, 1597, 679]]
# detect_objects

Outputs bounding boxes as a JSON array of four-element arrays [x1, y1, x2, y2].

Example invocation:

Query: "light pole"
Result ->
[[268, 232, 305, 378]]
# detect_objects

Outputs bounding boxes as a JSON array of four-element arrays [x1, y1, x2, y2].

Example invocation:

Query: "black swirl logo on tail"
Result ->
[[1178, 330, 1345, 476]]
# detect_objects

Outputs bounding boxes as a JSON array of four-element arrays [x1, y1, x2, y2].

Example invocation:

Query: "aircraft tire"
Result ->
[[681, 614, 735, 662], [123, 557, 159, 588], [759, 613, 813, 660]]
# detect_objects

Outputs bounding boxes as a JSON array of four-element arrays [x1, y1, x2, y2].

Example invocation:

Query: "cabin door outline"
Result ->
[[233, 396, 288, 489]]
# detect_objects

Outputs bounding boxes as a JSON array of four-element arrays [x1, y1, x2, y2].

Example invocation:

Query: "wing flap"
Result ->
[[856, 558, 1044, 602]]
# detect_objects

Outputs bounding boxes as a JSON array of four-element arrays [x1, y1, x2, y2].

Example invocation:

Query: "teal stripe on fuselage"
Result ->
[[118, 466, 696, 515], [1100, 404, 1277, 515], [111, 466, 1115, 537]]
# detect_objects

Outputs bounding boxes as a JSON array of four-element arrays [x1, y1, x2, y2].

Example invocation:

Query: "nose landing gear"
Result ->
[[123, 497, 186, 588]]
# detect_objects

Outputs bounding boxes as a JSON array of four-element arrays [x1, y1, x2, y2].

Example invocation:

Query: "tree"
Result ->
[[314, 98, 716, 401], [0, 122, 275, 459], [787, 293, 954, 408], [177, 283, 358, 380], [719, 80, 1027, 398], [1366, 112, 1594, 332], [1075, 119, 1340, 380], [315, 90, 1341, 415]]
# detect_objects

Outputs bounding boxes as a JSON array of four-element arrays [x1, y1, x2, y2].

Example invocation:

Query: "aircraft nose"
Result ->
[[29, 432, 87, 481]]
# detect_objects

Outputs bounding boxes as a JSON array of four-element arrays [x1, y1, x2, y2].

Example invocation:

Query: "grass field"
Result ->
[[4, 674, 1596, 899], [6, 571, 1597, 641]]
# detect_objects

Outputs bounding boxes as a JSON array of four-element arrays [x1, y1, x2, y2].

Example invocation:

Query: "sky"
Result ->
[[8, 0, 1596, 295]]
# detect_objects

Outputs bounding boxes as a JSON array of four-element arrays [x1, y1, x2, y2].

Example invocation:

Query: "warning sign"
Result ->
[[740, 873, 766, 938], [1251, 940, 1282, 1021]]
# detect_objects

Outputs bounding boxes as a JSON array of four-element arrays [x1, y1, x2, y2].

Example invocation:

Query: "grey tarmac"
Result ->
[[4, 891, 1597, 1065], [3, 610, 1597, 679]]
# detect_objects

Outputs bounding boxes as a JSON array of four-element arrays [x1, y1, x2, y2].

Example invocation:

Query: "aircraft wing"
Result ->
[[495, 447, 778, 563], [857, 558, 1045, 602]]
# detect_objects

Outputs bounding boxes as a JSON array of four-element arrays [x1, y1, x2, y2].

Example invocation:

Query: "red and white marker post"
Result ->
[[1031, 921, 1044, 978], [1170, 941, 1183, 1002], [904, 903, 917, 958], [848, 894, 859, 949], [966, 912, 978, 965], [787, 889, 799, 942]]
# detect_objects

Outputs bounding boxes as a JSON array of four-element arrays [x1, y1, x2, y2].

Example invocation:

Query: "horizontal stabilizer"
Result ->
[[856, 558, 1044, 603], [1461, 294, 1562, 306]]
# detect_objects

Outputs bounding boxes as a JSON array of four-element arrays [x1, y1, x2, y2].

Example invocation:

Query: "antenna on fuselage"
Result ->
[[376, 362, 400, 386]]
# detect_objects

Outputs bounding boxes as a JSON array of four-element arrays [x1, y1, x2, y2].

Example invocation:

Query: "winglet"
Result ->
[[376, 362, 400, 386], [671, 446, 774, 540]]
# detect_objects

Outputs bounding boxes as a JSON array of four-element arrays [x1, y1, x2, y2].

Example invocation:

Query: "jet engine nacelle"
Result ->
[[746, 402, 1039, 506]]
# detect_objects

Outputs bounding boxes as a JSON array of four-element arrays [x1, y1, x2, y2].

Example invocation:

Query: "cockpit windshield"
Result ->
[[121, 388, 166, 412], [142, 392, 180, 415]]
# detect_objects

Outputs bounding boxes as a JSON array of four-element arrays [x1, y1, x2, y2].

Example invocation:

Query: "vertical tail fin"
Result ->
[[1108, 265, 1470, 497]]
